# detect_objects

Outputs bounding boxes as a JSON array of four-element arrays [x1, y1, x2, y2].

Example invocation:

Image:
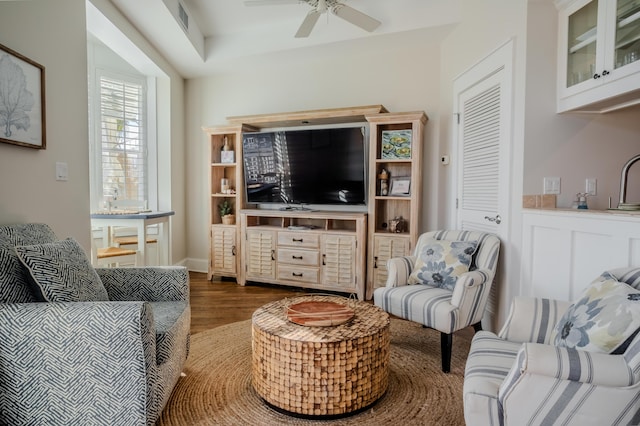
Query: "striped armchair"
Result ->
[[464, 267, 640, 425], [373, 230, 500, 373]]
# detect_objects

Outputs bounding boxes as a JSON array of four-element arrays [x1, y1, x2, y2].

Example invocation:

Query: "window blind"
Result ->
[[99, 75, 147, 203]]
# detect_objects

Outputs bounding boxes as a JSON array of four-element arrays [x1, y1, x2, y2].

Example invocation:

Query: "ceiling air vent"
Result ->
[[178, 2, 189, 30]]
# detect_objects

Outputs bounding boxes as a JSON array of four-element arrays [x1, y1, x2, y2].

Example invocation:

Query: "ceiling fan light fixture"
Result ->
[[245, 0, 381, 38]]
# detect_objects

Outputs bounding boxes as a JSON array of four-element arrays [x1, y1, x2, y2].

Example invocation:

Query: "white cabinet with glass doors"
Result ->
[[556, 0, 640, 112]]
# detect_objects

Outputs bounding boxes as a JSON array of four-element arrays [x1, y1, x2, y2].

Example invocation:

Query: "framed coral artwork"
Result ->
[[0, 43, 46, 149], [381, 129, 411, 159]]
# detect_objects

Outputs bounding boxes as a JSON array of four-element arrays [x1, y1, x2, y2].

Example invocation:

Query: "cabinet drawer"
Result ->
[[277, 231, 320, 248], [277, 265, 319, 284], [277, 248, 319, 266]]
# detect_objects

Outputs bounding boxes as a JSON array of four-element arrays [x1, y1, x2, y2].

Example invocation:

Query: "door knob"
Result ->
[[484, 214, 502, 225]]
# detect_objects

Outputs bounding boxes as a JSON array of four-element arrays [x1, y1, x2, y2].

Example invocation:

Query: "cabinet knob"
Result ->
[[292, 272, 303, 277], [374, 256, 378, 268], [292, 255, 303, 260], [602, 70, 610, 76], [271, 249, 275, 261], [232, 245, 236, 256], [292, 238, 303, 243], [322, 254, 326, 265]]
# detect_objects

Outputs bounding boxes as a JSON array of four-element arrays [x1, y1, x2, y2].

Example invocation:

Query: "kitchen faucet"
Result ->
[[619, 154, 640, 208]]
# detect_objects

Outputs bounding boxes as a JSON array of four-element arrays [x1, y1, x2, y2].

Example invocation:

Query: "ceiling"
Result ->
[[104, 0, 462, 78]]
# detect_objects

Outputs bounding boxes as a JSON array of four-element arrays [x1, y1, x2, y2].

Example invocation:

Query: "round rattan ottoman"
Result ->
[[251, 295, 390, 418]]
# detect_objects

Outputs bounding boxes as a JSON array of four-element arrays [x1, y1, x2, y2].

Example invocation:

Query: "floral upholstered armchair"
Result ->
[[464, 267, 640, 425], [0, 223, 190, 425], [374, 230, 501, 373]]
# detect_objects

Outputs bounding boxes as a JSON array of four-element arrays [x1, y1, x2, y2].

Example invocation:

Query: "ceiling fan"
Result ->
[[244, 0, 381, 38]]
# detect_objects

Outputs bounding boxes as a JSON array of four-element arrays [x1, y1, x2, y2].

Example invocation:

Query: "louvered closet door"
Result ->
[[453, 41, 514, 330], [455, 66, 510, 235]]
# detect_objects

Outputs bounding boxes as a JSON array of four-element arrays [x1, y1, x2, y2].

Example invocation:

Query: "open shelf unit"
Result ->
[[203, 123, 257, 280], [365, 112, 428, 299]]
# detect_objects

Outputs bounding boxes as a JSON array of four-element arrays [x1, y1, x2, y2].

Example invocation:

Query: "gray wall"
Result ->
[[0, 0, 91, 247], [523, 0, 640, 211], [185, 26, 449, 272]]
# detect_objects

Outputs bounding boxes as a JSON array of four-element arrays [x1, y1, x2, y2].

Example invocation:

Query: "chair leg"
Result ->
[[440, 332, 452, 373], [473, 321, 483, 333]]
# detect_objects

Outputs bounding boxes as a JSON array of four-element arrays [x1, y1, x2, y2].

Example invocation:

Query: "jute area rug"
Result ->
[[157, 318, 471, 426]]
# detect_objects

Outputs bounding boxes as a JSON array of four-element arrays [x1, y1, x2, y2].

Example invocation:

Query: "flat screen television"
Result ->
[[242, 125, 367, 207]]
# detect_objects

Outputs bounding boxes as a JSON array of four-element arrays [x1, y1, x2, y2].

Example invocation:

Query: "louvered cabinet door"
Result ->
[[211, 226, 237, 275], [372, 235, 411, 289], [321, 234, 357, 290], [245, 229, 276, 280]]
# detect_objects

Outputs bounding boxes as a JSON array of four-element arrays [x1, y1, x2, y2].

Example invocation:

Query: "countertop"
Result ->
[[523, 207, 640, 218]]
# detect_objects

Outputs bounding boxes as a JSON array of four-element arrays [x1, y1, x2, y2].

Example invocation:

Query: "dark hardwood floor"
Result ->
[[189, 271, 474, 339], [189, 272, 306, 334]]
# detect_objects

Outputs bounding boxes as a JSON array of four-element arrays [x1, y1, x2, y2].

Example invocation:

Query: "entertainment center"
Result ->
[[203, 105, 428, 300]]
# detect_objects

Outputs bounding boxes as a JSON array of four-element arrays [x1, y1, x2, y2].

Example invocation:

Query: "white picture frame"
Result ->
[[389, 177, 411, 196]]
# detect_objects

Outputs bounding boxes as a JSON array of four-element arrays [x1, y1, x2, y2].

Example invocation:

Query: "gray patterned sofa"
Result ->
[[0, 223, 190, 425]]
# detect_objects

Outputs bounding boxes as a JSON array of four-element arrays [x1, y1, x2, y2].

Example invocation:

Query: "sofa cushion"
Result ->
[[15, 239, 109, 302], [0, 224, 58, 303], [408, 239, 478, 290], [149, 301, 189, 365], [552, 277, 640, 354]]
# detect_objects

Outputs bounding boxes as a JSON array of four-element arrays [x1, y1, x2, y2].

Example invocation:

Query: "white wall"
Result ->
[[185, 26, 451, 271], [0, 0, 91, 247]]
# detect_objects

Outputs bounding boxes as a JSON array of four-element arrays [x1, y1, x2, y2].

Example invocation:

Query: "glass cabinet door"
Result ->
[[567, 0, 599, 87], [614, 0, 640, 69]]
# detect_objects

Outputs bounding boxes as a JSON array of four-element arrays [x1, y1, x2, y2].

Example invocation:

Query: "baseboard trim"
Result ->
[[184, 258, 208, 273]]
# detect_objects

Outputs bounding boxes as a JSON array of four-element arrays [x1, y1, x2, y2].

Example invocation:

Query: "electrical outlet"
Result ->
[[543, 177, 561, 195], [586, 178, 597, 196]]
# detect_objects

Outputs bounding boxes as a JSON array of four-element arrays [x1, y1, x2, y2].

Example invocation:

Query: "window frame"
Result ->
[[89, 67, 158, 212]]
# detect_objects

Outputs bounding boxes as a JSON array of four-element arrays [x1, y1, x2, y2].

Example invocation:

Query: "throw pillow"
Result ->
[[407, 239, 478, 291], [15, 238, 109, 302], [552, 277, 640, 354]]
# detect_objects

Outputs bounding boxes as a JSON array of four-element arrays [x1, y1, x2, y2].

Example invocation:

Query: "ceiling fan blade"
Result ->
[[295, 10, 321, 38], [244, 0, 304, 6], [331, 4, 381, 32]]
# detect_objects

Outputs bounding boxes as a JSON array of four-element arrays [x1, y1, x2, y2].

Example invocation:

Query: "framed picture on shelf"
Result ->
[[381, 129, 411, 159], [389, 177, 411, 196]]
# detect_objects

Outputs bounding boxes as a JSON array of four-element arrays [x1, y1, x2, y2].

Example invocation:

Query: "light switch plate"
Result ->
[[586, 178, 597, 196], [543, 177, 560, 195], [56, 162, 68, 181]]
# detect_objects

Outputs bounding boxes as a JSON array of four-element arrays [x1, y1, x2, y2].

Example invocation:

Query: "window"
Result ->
[[87, 41, 159, 215], [90, 69, 154, 210]]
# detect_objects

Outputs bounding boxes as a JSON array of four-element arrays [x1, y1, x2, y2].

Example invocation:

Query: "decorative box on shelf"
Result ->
[[221, 150, 235, 164]]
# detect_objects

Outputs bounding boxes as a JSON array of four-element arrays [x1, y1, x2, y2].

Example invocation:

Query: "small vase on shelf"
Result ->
[[378, 169, 389, 196]]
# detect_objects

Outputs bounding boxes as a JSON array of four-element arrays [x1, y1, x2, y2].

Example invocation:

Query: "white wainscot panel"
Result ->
[[521, 210, 640, 301]]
